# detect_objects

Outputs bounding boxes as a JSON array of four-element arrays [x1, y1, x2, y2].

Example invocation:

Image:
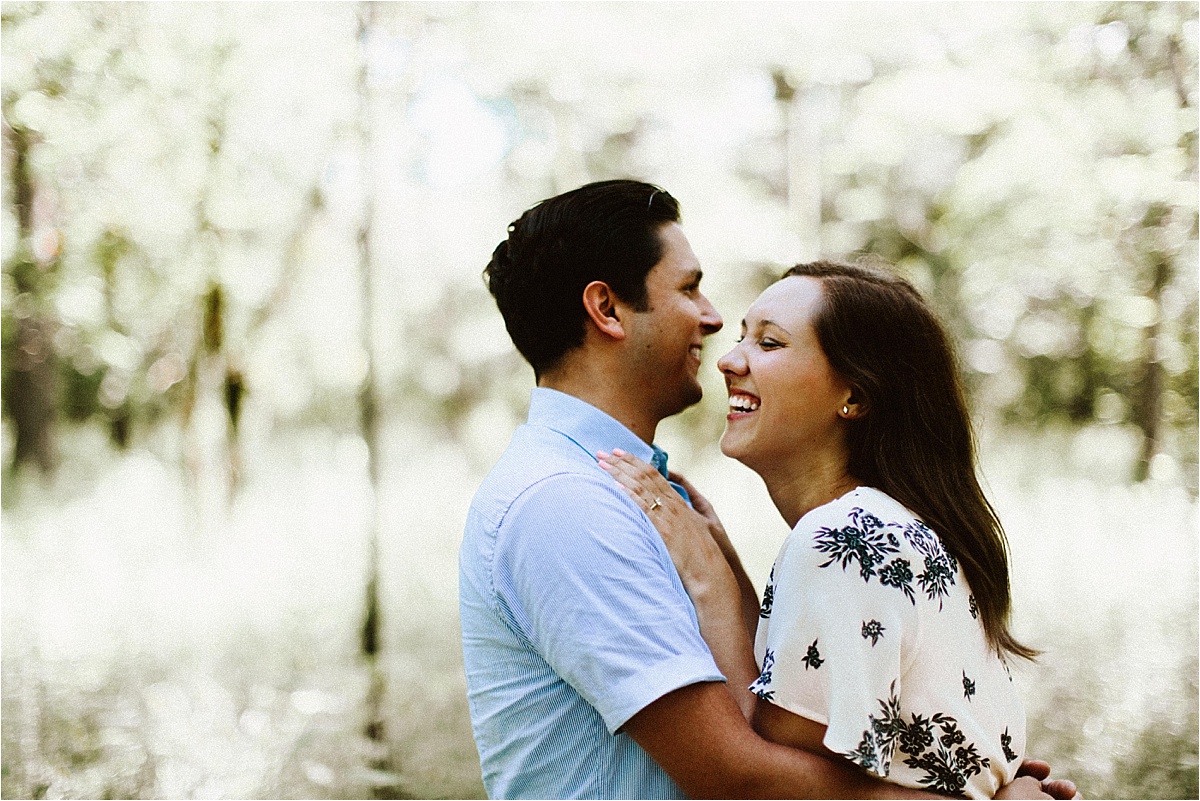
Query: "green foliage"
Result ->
[[1025, 626, 1198, 799], [1115, 703, 1200, 800], [0, 3, 1196, 798], [2, 1, 1196, 486], [0, 435, 490, 800]]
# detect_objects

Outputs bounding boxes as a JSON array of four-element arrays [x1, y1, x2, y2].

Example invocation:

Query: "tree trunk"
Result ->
[[355, 4, 400, 796], [2, 118, 58, 476], [778, 75, 837, 263], [1132, 253, 1170, 482]]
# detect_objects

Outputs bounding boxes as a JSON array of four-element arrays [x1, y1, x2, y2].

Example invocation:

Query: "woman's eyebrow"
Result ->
[[745, 318, 792, 337]]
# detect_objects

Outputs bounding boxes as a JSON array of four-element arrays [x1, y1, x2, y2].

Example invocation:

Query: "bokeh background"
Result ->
[[2, 2, 1197, 799]]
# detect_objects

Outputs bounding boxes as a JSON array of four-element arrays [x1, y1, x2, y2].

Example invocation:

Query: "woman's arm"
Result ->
[[598, 449, 761, 719], [668, 469, 762, 640], [753, 694, 1075, 799], [753, 698, 837, 757], [597, 452, 1070, 800]]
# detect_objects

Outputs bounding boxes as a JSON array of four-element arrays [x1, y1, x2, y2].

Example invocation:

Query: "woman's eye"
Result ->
[[760, 338, 782, 349]]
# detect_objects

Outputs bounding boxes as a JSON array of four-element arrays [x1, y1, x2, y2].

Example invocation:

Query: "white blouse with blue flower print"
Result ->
[[749, 486, 1025, 799]]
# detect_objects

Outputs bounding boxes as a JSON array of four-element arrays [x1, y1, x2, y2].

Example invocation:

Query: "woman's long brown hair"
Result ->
[[784, 261, 1038, 661]]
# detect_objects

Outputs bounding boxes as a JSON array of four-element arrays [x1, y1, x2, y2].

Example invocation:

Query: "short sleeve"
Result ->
[[750, 505, 920, 778], [494, 471, 725, 734]]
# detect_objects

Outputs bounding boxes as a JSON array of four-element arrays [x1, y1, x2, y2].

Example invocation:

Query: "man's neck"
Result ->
[[538, 372, 660, 445]]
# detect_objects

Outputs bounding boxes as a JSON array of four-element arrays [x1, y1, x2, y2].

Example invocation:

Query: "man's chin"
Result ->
[[661, 384, 704, 419]]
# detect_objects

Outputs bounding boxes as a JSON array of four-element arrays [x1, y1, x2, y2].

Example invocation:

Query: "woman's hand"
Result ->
[[596, 449, 726, 593], [598, 448, 762, 720], [665, 470, 724, 537]]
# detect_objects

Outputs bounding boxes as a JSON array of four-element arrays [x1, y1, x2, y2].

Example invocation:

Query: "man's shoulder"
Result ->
[[481, 422, 595, 487], [470, 423, 614, 526]]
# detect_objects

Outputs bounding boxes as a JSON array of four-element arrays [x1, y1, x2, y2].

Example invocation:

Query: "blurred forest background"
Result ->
[[2, 2, 1197, 799]]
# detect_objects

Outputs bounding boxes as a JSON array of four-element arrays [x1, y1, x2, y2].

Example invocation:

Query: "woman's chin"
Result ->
[[718, 433, 748, 463], [721, 436, 772, 477]]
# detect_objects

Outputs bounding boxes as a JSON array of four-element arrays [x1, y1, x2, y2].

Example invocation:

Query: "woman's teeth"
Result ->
[[729, 394, 760, 413]]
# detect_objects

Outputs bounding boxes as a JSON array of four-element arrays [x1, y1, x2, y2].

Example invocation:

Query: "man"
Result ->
[[460, 180, 1073, 799]]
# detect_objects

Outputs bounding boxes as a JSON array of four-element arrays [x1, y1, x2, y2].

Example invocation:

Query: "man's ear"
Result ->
[[582, 281, 626, 340]]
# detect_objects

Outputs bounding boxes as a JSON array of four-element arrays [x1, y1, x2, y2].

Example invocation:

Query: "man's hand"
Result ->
[[1017, 759, 1081, 800], [995, 775, 1055, 800], [990, 759, 1082, 800]]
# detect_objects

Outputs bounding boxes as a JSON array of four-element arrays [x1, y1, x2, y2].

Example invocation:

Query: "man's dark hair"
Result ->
[[484, 180, 681, 377]]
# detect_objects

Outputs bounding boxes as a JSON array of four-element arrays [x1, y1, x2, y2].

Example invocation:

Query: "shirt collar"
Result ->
[[528, 388, 689, 503], [527, 387, 658, 467]]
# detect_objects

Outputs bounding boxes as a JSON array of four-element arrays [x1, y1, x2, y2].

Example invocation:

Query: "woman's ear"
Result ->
[[840, 388, 868, 419], [582, 281, 626, 340]]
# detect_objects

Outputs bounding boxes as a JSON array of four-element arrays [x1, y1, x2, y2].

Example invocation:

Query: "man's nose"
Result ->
[[699, 294, 723, 335]]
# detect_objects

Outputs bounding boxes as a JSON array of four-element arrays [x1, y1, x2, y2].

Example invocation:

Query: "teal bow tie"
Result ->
[[650, 446, 670, 479], [651, 445, 691, 505]]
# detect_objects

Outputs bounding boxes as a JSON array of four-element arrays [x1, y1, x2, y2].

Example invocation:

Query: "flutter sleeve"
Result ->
[[748, 503, 922, 778]]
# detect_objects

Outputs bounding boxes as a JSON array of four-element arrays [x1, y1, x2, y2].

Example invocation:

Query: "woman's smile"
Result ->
[[726, 390, 760, 419]]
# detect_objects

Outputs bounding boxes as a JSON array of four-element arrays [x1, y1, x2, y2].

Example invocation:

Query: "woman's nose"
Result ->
[[717, 344, 746, 376]]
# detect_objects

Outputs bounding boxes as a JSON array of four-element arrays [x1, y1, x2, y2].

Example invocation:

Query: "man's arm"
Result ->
[[623, 681, 1004, 799], [626, 682, 1063, 799], [600, 454, 762, 717], [750, 695, 1079, 800]]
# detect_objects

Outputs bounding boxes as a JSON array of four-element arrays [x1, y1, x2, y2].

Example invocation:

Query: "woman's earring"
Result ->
[[842, 405, 850, 416]]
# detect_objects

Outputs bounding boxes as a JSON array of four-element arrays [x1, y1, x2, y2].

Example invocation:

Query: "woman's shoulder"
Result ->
[[787, 484, 955, 585], [795, 485, 917, 533]]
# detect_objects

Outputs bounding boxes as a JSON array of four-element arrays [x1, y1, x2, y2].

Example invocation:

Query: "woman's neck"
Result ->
[[757, 456, 861, 530]]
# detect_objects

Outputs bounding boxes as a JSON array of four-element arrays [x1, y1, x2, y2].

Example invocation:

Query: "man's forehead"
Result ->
[[650, 260, 702, 283], [657, 230, 700, 262]]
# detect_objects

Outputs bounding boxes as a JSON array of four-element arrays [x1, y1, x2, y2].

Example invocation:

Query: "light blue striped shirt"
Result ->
[[460, 388, 725, 799]]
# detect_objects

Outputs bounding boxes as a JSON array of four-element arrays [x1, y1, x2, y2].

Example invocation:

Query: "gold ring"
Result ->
[[649, 497, 662, 512]]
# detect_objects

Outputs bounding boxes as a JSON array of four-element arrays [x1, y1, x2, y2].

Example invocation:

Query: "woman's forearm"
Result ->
[[706, 522, 761, 642], [685, 559, 762, 720]]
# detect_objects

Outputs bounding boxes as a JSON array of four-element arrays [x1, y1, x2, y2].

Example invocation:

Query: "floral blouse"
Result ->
[[749, 487, 1025, 798]]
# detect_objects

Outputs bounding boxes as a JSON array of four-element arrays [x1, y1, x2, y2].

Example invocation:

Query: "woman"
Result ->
[[599, 261, 1037, 799]]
